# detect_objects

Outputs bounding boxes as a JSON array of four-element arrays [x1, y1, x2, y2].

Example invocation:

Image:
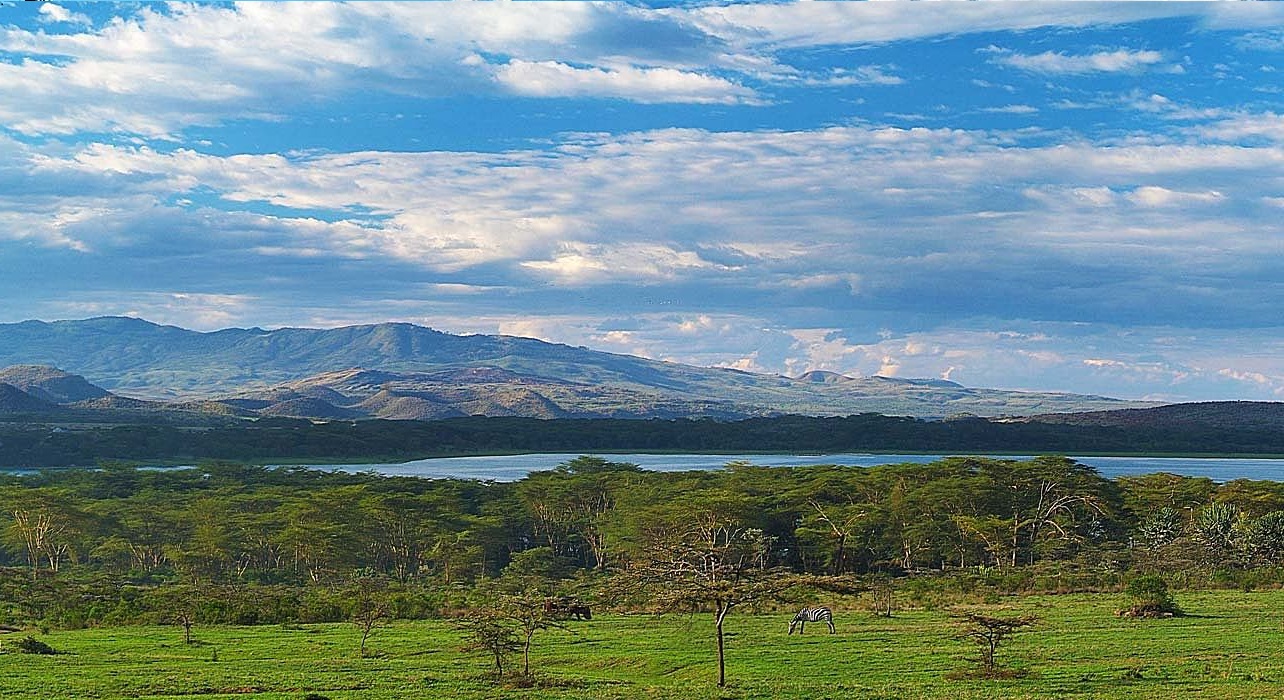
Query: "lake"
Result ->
[[297, 453, 1284, 483]]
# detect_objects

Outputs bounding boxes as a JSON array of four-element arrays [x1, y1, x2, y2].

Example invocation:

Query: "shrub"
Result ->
[[15, 635, 58, 655], [1119, 574, 1180, 617]]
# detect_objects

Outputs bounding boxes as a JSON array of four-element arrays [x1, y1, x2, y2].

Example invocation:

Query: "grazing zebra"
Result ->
[[788, 606, 835, 634]]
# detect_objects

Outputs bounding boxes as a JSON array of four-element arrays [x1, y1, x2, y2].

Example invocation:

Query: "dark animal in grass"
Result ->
[[543, 598, 591, 620], [789, 607, 835, 634]]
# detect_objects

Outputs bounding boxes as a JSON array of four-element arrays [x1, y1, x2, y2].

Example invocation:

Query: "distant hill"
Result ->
[[0, 383, 59, 413], [214, 367, 755, 420], [0, 365, 111, 404], [1019, 401, 1284, 432], [0, 317, 1153, 419]]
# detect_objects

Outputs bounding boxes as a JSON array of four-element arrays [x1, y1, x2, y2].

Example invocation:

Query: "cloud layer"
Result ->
[[2, 2, 1284, 402]]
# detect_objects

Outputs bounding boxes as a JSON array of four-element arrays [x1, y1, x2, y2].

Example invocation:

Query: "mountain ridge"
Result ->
[[0, 316, 1154, 419]]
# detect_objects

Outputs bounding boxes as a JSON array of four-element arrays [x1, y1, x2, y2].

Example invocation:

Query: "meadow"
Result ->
[[3, 589, 1283, 700]]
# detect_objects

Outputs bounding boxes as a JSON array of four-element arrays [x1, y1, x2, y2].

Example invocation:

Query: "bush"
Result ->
[[15, 635, 58, 655], [1119, 575, 1181, 618]]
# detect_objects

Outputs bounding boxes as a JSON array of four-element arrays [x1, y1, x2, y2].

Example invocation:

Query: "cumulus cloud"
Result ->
[[521, 242, 735, 283], [0, 2, 1242, 140], [0, 3, 755, 137], [21, 117, 1284, 334], [37, 3, 91, 26]]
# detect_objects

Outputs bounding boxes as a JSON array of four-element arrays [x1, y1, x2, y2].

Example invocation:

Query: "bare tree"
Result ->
[[348, 574, 390, 658]]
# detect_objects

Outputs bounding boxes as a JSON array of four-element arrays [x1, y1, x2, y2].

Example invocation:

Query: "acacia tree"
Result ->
[[621, 497, 851, 688], [976, 457, 1114, 566], [347, 573, 390, 658], [955, 612, 1037, 677], [4, 490, 90, 580], [802, 499, 866, 574], [499, 591, 563, 677], [456, 613, 522, 679], [519, 456, 640, 570]]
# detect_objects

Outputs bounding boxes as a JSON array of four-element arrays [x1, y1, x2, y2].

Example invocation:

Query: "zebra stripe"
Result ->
[[788, 606, 835, 634]]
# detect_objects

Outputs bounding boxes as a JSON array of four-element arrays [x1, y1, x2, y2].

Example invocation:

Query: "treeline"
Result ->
[[5, 456, 1284, 630], [4, 412, 1284, 468]]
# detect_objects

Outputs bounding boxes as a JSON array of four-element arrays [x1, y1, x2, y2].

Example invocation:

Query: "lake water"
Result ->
[[299, 453, 1284, 483]]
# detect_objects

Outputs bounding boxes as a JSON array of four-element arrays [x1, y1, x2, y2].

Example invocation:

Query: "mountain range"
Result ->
[[0, 316, 1153, 421]]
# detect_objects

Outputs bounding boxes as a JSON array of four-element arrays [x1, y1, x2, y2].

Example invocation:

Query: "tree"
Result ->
[[149, 583, 208, 644], [1136, 507, 1184, 551], [801, 498, 866, 575], [621, 498, 823, 687], [1192, 501, 1241, 565], [518, 457, 640, 570], [456, 613, 522, 679], [3, 489, 90, 580], [499, 591, 563, 677], [347, 573, 390, 658], [1241, 511, 1284, 567], [954, 612, 1037, 677], [975, 457, 1115, 566]]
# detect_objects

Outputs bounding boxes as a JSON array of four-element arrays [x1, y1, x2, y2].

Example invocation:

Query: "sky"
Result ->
[[2, 1, 1283, 402]]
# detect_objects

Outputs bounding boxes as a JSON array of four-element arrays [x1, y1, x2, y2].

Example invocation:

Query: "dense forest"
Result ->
[[5, 456, 1284, 631], [5, 411, 1284, 468]]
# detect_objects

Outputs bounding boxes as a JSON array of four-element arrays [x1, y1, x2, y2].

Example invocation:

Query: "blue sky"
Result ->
[[2, 2, 1283, 402]]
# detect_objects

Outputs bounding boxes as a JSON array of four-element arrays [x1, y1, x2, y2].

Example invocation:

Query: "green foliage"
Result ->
[[1136, 507, 1184, 550], [1123, 574, 1180, 616], [1242, 511, 1284, 566], [3, 454, 1284, 641]]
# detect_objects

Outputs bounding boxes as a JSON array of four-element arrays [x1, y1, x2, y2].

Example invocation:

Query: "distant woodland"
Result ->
[[3, 411, 1284, 468], [4, 456, 1284, 631]]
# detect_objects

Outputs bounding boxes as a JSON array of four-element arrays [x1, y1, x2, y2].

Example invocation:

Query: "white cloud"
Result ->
[[521, 242, 734, 284], [494, 60, 758, 104], [0, 3, 753, 137], [982, 104, 1039, 115], [689, 3, 1195, 48], [38, 3, 91, 26], [1200, 113, 1284, 143], [0, 2, 1246, 141], [993, 48, 1169, 74], [1125, 186, 1226, 208], [45, 292, 257, 331], [24, 118, 1284, 301]]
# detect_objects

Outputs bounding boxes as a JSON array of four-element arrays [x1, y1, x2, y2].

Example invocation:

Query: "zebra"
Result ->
[[788, 606, 835, 634]]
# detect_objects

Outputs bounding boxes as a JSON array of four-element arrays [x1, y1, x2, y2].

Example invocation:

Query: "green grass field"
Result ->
[[3, 590, 1283, 699]]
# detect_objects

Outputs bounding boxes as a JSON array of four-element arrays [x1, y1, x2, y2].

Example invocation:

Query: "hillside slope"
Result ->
[[0, 317, 1152, 418]]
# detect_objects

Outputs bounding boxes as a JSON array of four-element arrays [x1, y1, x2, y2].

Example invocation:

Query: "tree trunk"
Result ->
[[715, 603, 728, 687]]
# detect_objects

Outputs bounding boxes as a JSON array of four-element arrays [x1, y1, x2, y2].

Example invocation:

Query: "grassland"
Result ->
[[3, 589, 1284, 699]]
